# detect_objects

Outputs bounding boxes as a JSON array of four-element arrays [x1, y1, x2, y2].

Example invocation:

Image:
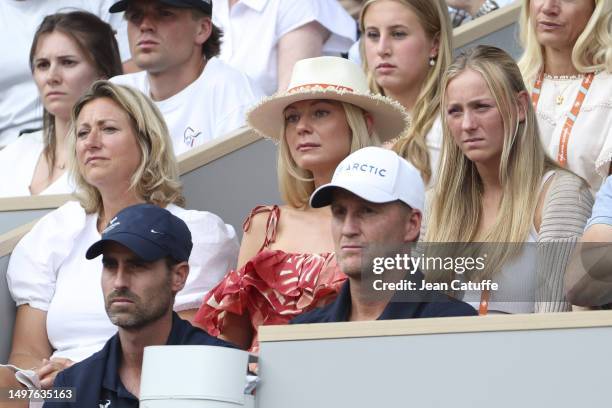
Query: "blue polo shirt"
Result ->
[[291, 275, 477, 323], [97, 332, 139, 408], [586, 174, 612, 230], [44, 312, 234, 408]]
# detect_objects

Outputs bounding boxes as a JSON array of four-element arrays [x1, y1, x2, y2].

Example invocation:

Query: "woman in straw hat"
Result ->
[[194, 56, 409, 351]]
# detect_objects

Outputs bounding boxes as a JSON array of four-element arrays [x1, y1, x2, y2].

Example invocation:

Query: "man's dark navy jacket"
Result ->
[[44, 312, 234, 408], [291, 276, 477, 323]]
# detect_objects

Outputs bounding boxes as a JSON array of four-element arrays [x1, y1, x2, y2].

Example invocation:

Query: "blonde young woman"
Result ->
[[1, 81, 238, 391], [194, 56, 409, 351], [518, 0, 612, 191], [359, 0, 452, 185], [425, 46, 593, 315]]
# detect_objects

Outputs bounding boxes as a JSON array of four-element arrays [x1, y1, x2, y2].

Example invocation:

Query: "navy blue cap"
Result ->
[[109, 0, 212, 14], [86, 204, 193, 262]]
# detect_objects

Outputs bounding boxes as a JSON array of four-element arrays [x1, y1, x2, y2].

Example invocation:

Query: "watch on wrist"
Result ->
[[474, 0, 499, 18]]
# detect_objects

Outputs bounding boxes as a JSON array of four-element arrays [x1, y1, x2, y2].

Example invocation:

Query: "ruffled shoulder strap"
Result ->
[[242, 205, 281, 252]]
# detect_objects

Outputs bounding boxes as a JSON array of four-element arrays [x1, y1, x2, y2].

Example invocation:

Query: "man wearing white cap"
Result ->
[[291, 147, 476, 323]]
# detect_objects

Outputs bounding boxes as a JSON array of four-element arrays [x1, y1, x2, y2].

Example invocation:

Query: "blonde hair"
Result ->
[[518, 0, 612, 86], [359, 0, 452, 183], [68, 80, 184, 214], [426, 46, 561, 281], [278, 101, 380, 208]]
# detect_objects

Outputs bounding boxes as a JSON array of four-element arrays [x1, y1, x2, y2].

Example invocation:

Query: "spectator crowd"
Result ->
[[0, 0, 611, 406]]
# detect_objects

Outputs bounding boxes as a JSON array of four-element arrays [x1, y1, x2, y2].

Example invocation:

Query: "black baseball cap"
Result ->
[[86, 203, 193, 263], [109, 0, 212, 15]]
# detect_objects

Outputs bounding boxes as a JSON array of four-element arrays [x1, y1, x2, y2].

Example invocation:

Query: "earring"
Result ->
[[429, 57, 436, 67]]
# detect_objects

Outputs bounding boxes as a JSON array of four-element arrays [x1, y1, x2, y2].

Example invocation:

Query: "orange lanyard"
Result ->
[[479, 289, 490, 316], [531, 71, 595, 167]]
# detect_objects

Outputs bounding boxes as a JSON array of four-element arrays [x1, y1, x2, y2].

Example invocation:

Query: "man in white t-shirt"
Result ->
[[109, 0, 264, 156], [0, 0, 130, 147]]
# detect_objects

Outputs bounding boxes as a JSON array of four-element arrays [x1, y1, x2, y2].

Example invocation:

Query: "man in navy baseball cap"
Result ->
[[47, 204, 234, 407], [86, 203, 193, 263]]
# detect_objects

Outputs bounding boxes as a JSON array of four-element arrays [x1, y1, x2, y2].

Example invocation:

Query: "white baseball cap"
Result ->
[[310, 147, 425, 212]]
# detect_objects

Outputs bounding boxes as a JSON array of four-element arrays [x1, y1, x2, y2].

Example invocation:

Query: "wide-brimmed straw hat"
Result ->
[[247, 56, 409, 143]]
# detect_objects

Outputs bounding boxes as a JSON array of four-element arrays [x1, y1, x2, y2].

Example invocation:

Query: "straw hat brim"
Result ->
[[247, 86, 410, 144]]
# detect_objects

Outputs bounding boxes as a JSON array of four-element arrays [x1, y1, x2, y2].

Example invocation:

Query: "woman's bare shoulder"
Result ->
[[238, 204, 288, 267]]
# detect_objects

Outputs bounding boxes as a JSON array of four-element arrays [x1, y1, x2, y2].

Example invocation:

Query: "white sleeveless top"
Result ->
[[462, 171, 556, 314]]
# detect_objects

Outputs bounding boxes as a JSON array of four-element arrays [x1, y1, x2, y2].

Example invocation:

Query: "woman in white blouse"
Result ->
[[0, 81, 238, 390], [518, 0, 612, 191], [0, 11, 123, 197]]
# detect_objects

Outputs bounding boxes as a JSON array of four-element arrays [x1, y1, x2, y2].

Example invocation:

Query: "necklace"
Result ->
[[531, 71, 595, 167], [552, 80, 574, 106], [543, 73, 583, 81], [54, 153, 66, 170]]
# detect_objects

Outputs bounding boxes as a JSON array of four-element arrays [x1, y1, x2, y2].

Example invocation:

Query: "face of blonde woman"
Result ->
[[362, 0, 439, 98], [444, 69, 507, 168], [32, 31, 100, 121], [283, 99, 352, 176], [75, 97, 143, 191], [530, 0, 595, 53]]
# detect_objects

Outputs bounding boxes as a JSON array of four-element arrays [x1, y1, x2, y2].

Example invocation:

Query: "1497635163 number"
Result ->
[[1, 387, 75, 402]]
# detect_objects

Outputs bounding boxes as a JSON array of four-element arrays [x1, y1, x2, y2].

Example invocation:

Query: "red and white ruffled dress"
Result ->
[[194, 205, 346, 351]]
